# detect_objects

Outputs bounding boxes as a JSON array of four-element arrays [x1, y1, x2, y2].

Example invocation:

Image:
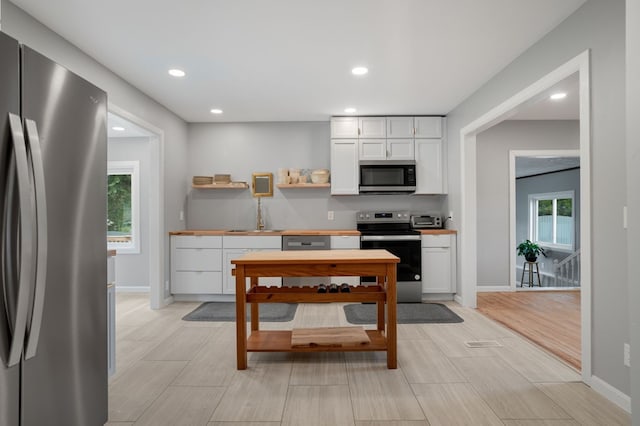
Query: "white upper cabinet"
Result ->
[[387, 139, 415, 160], [386, 117, 414, 138], [330, 139, 359, 195], [331, 117, 359, 138], [359, 139, 387, 160], [414, 117, 442, 138], [415, 139, 444, 194], [358, 117, 386, 138], [360, 138, 414, 161]]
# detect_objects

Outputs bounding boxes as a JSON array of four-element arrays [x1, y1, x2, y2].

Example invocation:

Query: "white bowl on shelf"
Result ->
[[310, 169, 329, 184]]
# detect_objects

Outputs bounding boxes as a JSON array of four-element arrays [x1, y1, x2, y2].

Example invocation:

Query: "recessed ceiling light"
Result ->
[[550, 92, 567, 100], [351, 66, 368, 76], [344, 107, 357, 114], [210, 109, 223, 114], [168, 69, 186, 77], [111, 126, 125, 131]]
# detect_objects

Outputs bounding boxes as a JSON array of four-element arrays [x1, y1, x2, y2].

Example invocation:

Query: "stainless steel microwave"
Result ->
[[359, 161, 416, 193]]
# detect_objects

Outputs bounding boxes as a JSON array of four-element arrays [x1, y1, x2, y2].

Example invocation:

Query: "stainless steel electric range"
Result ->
[[357, 210, 422, 303]]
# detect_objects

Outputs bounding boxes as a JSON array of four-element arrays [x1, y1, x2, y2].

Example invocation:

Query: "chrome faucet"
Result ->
[[256, 197, 265, 230]]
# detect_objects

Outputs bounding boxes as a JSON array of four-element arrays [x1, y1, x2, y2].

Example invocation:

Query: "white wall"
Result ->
[[447, 0, 628, 395], [188, 121, 445, 229], [475, 120, 579, 286], [1, 1, 190, 304], [626, 0, 639, 421], [108, 137, 150, 290]]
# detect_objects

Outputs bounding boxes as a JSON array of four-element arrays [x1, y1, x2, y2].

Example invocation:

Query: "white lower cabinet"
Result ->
[[222, 235, 282, 294], [330, 235, 360, 286], [421, 234, 456, 293], [171, 236, 223, 294]]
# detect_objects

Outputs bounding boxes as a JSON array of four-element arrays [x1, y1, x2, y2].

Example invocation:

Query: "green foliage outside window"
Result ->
[[107, 174, 132, 234]]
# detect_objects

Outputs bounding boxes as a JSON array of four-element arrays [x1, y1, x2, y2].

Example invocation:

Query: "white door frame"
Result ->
[[508, 149, 580, 290], [459, 50, 591, 383], [108, 103, 165, 310]]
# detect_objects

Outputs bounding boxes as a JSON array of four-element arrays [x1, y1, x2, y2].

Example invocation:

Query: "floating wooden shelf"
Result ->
[[192, 183, 248, 189], [276, 183, 330, 189]]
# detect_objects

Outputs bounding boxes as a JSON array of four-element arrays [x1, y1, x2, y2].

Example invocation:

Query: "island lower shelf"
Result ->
[[246, 329, 388, 352]]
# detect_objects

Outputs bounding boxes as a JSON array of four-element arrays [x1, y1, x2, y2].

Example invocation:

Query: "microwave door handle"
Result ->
[[24, 119, 47, 360], [4, 113, 36, 367]]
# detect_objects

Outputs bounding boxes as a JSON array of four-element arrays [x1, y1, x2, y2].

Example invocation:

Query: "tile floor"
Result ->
[[106, 294, 630, 425]]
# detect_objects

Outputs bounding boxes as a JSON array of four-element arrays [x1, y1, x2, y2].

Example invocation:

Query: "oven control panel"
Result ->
[[356, 210, 410, 223]]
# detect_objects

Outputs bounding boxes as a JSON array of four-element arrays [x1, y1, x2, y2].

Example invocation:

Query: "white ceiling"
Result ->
[[516, 156, 580, 178], [10, 0, 586, 123], [508, 72, 579, 120], [107, 113, 154, 138]]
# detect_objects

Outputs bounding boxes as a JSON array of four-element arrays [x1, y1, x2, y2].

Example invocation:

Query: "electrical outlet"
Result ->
[[328, 210, 335, 220], [624, 343, 631, 367], [448, 211, 454, 222]]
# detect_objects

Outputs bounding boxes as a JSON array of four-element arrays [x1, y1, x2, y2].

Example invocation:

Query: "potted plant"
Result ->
[[516, 239, 547, 262]]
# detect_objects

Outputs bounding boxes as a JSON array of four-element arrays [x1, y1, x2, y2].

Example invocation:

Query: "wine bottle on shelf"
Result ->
[[340, 283, 351, 293], [329, 283, 339, 293], [317, 284, 327, 293]]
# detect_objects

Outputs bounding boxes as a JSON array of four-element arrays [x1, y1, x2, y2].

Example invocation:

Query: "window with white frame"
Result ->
[[528, 191, 575, 250], [107, 161, 140, 253]]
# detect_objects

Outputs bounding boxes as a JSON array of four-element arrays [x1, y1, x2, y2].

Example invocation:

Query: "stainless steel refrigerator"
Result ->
[[0, 31, 108, 426]]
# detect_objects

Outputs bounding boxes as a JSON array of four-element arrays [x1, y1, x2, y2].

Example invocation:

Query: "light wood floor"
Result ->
[[106, 293, 628, 426], [477, 291, 581, 371]]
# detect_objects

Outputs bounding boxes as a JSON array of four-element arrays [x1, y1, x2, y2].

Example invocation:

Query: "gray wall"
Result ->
[[187, 122, 445, 230], [626, 0, 639, 421], [1, 1, 190, 302], [108, 137, 151, 290], [516, 168, 581, 282], [475, 120, 579, 286], [446, 0, 628, 394]]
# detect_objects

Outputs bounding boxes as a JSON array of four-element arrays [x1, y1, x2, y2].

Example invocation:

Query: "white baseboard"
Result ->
[[422, 294, 455, 301], [477, 285, 512, 292], [590, 375, 631, 413], [453, 294, 464, 305], [116, 285, 150, 293]]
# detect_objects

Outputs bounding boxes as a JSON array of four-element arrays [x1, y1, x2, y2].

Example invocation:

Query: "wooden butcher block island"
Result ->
[[231, 249, 399, 369]]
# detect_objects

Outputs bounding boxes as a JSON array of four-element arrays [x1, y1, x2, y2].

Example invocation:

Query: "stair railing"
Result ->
[[553, 249, 581, 287]]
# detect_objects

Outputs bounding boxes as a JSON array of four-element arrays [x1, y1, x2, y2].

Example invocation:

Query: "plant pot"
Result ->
[[525, 256, 537, 262]]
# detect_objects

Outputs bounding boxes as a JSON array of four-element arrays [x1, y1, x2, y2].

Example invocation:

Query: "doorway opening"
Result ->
[[107, 106, 165, 310], [459, 50, 591, 383]]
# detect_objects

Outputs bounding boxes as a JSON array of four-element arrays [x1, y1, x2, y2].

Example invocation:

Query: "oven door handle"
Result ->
[[360, 235, 421, 241]]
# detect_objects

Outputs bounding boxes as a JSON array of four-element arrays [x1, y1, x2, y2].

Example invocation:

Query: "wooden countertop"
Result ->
[[418, 229, 457, 235], [170, 229, 456, 236], [232, 249, 399, 265], [169, 229, 361, 236]]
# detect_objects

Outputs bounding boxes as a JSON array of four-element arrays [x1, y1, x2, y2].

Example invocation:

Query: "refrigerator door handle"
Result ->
[[24, 119, 48, 359], [4, 113, 36, 367]]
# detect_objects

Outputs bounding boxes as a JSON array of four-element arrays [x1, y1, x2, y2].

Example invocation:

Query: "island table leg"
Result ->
[[235, 266, 247, 370], [250, 276, 259, 331], [386, 263, 397, 369]]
